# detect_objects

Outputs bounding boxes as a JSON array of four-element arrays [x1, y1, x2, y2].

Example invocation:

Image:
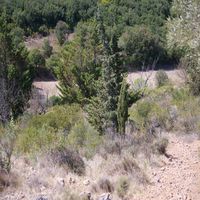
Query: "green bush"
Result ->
[[16, 104, 82, 154], [129, 100, 170, 131], [42, 39, 53, 58], [28, 49, 45, 68], [155, 70, 169, 87], [55, 21, 70, 45], [67, 120, 102, 158], [118, 25, 162, 68], [38, 25, 49, 36], [48, 95, 62, 106]]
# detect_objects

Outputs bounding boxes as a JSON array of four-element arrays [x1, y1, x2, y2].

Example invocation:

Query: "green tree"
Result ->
[[118, 25, 161, 68], [117, 79, 129, 135], [167, 0, 200, 94], [86, 10, 124, 134], [0, 12, 33, 123], [28, 49, 45, 68], [51, 20, 102, 103]]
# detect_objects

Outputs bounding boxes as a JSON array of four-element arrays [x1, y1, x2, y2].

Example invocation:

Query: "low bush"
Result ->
[[0, 171, 18, 192], [129, 100, 170, 132], [38, 25, 49, 36], [50, 147, 85, 175], [0, 125, 16, 173], [97, 178, 114, 193], [113, 156, 149, 184], [42, 39, 53, 58], [155, 70, 169, 87], [152, 138, 168, 155], [48, 95, 62, 106], [67, 120, 102, 158], [16, 104, 82, 154]]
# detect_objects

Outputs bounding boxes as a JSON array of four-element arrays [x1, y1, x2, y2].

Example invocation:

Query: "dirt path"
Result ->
[[127, 70, 185, 88], [134, 134, 200, 200]]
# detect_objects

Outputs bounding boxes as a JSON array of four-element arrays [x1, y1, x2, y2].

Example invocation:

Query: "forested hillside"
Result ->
[[0, 0, 200, 200]]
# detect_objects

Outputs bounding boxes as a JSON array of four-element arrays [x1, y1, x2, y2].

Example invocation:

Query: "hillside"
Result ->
[[1, 0, 200, 200]]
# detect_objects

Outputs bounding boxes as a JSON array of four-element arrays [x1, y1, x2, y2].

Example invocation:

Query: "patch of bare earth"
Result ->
[[127, 69, 185, 88], [33, 81, 60, 97], [132, 133, 200, 200]]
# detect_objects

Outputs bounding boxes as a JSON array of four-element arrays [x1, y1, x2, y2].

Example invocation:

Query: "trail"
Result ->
[[134, 134, 200, 200]]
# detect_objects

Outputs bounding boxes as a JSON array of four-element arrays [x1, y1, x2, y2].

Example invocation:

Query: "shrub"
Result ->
[[118, 25, 162, 68], [114, 157, 149, 184], [28, 49, 45, 68], [0, 125, 16, 173], [155, 70, 169, 87], [129, 99, 170, 132], [152, 138, 168, 155], [38, 25, 49, 36], [116, 176, 130, 198], [16, 104, 82, 154], [55, 21, 70, 45], [42, 39, 53, 58], [48, 95, 62, 106], [97, 178, 114, 193], [67, 120, 101, 158], [0, 171, 18, 192], [50, 147, 85, 175]]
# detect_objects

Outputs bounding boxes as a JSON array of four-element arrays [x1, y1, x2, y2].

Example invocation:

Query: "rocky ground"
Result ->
[[133, 133, 200, 200], [1, 133, 199, 200]]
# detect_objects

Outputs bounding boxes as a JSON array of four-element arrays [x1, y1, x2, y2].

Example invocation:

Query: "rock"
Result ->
[[36, 197, 48, 200], [58, 178, 65, 187], [80, 192, 92, 200], [83, 179, 90, 186], [69, 177, 76, 184], [98, 193, 112, 200]]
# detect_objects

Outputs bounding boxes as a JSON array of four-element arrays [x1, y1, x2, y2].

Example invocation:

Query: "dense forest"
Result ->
[[1, 0, 200, 199]]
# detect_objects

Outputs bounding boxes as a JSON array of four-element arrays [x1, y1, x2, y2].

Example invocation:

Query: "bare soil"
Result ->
[[133, 133, 200, 200]]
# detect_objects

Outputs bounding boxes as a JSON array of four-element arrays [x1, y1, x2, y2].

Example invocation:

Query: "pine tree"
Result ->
[[86, 6, 124, 134], [117, 79, 129, 135]]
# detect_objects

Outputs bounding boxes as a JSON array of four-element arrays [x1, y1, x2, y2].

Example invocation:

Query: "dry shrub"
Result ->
[[116, 176, 130, 198], [0, 126, 16, 173], [98, 178, 114, 193], [91, 178, 114, 193], [0, 171, 18, 192], [100, 140, 122, 158], [113, 157, 149, 184], [63, 191, 80, 200], [50, 147, 85, 175], [152, 138, 168, 155]]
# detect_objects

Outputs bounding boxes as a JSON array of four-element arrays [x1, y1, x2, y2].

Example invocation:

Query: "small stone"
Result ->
[[83, 179, 90, 186], [36, 197, 48, 200], [58, 178, 65, 187], [98, 193, 112, 200], [69, 177, 76, 184]]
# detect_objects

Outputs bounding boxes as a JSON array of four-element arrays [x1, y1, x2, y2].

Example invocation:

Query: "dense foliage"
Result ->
[[167, 0, 200, 94], [0, 12, 33, 123]]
